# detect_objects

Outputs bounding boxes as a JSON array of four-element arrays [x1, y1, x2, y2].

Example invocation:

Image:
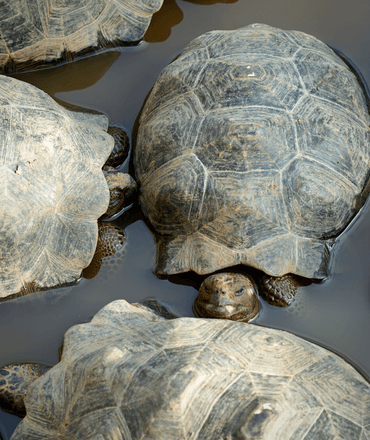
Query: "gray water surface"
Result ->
[[1, 0, 370, 436]]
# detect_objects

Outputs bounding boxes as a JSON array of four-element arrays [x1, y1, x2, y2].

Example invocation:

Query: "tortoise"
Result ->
[[0, 363, 51, 417], [0, 75, 136, 301], [1, 299, 369, 438], [0, 0, 164, 73], [132, 23, 370, 309]]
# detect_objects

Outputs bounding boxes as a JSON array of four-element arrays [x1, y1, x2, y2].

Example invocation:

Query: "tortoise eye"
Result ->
[[200, 284, 211, 298], [235, 287, 246, 296]]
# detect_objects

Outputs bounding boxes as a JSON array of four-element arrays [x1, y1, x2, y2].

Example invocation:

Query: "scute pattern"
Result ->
[[0, 76, 114, 299], [134, 24, 370, 279], [0, 0, 164, 72], [11, 300, 370, 439]]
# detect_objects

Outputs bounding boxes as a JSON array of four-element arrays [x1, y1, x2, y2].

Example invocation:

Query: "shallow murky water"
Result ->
[[1, 0, 370, 436]]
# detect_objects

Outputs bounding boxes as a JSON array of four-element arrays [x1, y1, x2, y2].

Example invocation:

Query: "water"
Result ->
[[1, 0, 370, 436]]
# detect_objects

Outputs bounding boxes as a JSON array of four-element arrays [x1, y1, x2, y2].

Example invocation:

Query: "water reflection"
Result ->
[[144, 0, 240, 43], [12, 51, 120, 98], [144, 0, 184, 43]]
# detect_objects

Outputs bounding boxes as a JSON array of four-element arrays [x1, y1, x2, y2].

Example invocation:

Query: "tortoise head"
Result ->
[[102, 168, 137, 220], [193, 272, 259, 322], [101, 126, 137, 220]]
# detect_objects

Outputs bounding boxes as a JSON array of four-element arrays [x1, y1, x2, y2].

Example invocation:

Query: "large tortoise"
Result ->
[[0, 0, 164, 73], [1, 300, 369, 438], [0, 75, 135, 301], [133, 23, 370, 309]]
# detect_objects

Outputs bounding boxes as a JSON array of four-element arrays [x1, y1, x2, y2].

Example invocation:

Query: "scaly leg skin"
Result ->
[[259, 274, 300, 307], [0, 363, 51, 417], [83, 223, 126, 280]]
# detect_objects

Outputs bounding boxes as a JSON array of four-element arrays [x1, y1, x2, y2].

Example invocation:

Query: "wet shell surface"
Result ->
[[134, 23, 370, 280], [10, 300, 370, 439], [0, 75, 115, 300], [0, 0, 164, 72]]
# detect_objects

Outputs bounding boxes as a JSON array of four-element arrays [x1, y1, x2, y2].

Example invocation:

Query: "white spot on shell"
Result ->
[[43, 136, 55, 155], [103, 347, 125, 366], [254, 403, 274, 414]]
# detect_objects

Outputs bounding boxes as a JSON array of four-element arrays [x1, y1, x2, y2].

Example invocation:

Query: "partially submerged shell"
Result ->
[[11, 300, 370, 439], [0, 0, 164, 73], [0, 76, 115, 300], [134, 23, 370, 281]]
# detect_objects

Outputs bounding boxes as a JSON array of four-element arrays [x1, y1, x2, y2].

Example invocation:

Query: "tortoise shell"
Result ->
[[0, 0, 163, 73], [134, 24, 370, 280], [0, 75, 114, 300], [11, 300, 370, 439]]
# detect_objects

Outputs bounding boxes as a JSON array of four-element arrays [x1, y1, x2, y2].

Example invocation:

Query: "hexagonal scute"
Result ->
[[194, 112, 298, 174], [10, 300, 370, 439], [283, 157, 358, 240], [134, 100, 204, 183], [202, 24, 304, 60], [294, 49, 369, 123], [135, 23, 370, 280], [296, 102, 369, 190], [0, 76, 114, 300], [139, 154, 224, 236]]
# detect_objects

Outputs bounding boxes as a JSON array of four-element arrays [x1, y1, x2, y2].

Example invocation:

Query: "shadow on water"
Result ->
[[145, 0, 184, 43], [144, 0, 240, 43], [11, 50, 121, 98]]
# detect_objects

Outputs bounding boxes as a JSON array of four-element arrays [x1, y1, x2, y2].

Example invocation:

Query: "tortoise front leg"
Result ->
[[0, 363, 51, 417], [259, 274, 301, 307]]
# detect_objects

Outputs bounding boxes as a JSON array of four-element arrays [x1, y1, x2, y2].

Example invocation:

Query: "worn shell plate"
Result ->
[[0, 0, 164, 72], [11, 300, 370, 439], [134, 23, 370, 279], [0, 75, 114, 299]]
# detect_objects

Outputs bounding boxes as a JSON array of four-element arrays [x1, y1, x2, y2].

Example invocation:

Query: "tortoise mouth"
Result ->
[[193, 301, 259, 322], [205, 303, 241, 314]]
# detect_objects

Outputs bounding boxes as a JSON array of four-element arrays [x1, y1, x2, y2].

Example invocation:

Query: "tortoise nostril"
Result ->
[[215, 288, 224, 295]]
